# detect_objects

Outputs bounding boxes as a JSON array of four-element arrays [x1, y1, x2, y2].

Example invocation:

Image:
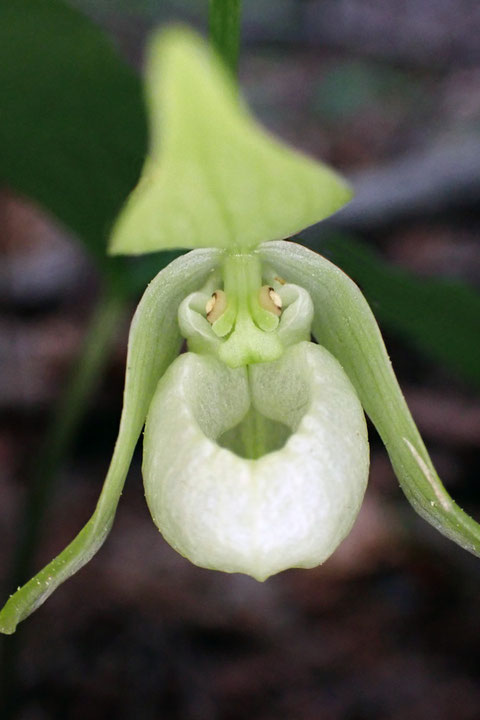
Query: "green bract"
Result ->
[[2, 27, 479, 635]]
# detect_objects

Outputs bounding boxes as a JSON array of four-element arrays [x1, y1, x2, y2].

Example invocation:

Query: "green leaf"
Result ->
[[0, 248, 220, 634], [109, 27, 352, 256], [260, 241, 480, 556], [317, 234, 480, 389], [0, 0, 147, 263]]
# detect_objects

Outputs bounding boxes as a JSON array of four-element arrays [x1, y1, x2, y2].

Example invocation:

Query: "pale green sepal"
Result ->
[[259, 240, 480, 556], [0, 249, 221, 634], [143, 342, 369, 581], [109, 27, 352, 256]]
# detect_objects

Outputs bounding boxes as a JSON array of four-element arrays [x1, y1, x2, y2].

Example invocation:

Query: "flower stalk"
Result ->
[[209, 0, 242, 74]]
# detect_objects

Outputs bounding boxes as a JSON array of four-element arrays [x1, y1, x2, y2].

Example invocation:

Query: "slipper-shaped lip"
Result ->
[[143, 341, 370, 581]]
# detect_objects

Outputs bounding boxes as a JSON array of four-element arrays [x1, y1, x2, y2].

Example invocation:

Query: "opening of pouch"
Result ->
[[217, 405, 291, 459], [185, 346, 312, 462]]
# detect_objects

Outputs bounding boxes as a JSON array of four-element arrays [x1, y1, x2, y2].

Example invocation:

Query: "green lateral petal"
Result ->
[[0, 249, 220, 634], [259, 240, 480, 556], [109, 27, 352, 256]]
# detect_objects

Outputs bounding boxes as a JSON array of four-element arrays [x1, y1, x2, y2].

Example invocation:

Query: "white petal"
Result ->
[[143, 342, 369, 580]]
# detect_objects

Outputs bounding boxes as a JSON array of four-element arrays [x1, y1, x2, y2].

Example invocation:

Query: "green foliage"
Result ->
[[313, 60, 422, 124], [0, 0, 182, 294], [318, 235, 480, 389], [0, 0, 146, 262]]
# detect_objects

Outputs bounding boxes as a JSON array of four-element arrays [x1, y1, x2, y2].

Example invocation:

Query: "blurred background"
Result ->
[[1, 1, 480, 718]]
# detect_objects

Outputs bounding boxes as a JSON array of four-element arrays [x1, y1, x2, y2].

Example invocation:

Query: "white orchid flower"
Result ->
[[2, 27, 479, 634]]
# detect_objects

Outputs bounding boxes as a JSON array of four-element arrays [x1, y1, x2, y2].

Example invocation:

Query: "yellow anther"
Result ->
[[206, 290, 227, 324], [259, 285, 282, 317]]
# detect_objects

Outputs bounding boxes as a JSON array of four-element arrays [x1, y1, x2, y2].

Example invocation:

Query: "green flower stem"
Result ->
[[1, 287, 124, 714], [208, 0, 242, 75]]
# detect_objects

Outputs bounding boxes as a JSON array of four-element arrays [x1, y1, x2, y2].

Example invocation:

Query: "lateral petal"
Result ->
[[260, 240, 480, 557]]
